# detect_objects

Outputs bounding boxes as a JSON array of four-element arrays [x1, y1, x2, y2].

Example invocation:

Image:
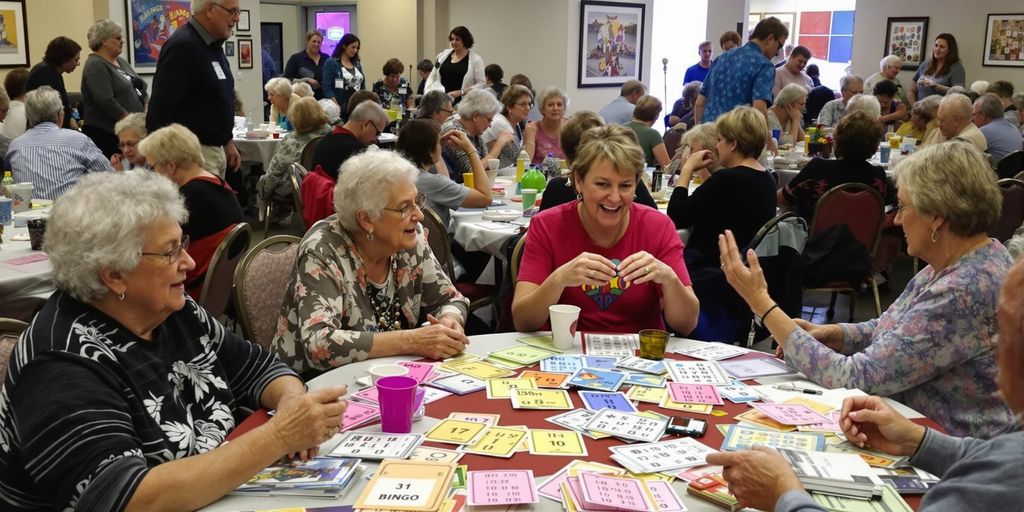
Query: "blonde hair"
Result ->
[[632, 95, 662, 122], [893, 140, 1001, 236], [137, 123, 204, 168], [288, 97, 328, 134], [774, 83, 808, 108], [571, 125, 644, 184], [714, 106, 768, 158], [559, 111, 605, 162]]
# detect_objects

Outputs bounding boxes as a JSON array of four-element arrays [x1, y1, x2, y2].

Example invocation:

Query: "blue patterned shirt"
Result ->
[[783, 241, 1015, 438], [699, 41, 775, 123]]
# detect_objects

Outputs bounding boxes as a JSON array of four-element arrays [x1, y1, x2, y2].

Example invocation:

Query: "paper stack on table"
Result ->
[[779, 448, 886, 499], [354, 459, 457, 511], [232, 457, 362, 498]]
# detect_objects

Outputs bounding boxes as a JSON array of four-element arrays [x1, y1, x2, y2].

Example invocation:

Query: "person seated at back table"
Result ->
[[766, 83, 808, 147], [272, 150, 470, 378], [667, 106, 777, 270], [874, 78, 909, 129], [396, 118, 490, 227], [417, 89, 454, 125], [538, 111, 657, 212], [708, 255, 1024, 512], [779, 111, 890, 222], [256, 97, 330, 222], [109, 112, 148, 170], [665, 81, 701, 129], [303, 100, 389, 227], [719, 140, 1016, 438], [513, 125, 699, 334], [671, 122, 722, 181], [896, 95, 940, 143], [481, 84, 533, 168], [440, 89, 508, 184], [625, 95, 671, 168], [138, 123, 244, 299]]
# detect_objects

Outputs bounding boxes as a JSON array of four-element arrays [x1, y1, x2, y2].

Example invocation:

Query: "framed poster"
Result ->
[[237, 38, 253, 69], [237, 9, 250, 32], [126, 0, 192, 72], [0, 0, 29, 67], [982, 13, 1024, 67], [578, 0, 645, 87], [224, 40, 234, 57], [261, 22, 283, 76], [765, 12, 796, 35], [884, 17, 929, 70]]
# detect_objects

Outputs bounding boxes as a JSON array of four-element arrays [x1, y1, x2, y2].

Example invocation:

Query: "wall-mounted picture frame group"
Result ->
[[884, 17, 929, 70], [578, 0, 645, 87], [982, 13, 1024, 67]]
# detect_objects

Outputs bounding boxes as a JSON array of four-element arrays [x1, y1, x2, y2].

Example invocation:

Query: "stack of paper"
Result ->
[[327, 432, 424, 460], [686, 474, 739, 509], [232, 457, 361, 498], [354, 460, 457, 511], [559, 472, 687, 512], [779, 448, 885, 499]]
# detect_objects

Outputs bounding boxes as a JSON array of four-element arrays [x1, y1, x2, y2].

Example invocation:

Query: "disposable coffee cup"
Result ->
[[549, 304, 581, 350], [9, 182, 32, 213], [487, 158, 500, 171], [376, 376, 418, 434], [369, 364, 409, 385], [486, 168, 498, 187]]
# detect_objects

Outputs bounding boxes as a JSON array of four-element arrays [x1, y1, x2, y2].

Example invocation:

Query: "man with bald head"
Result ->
[[705, 258, 1024, 512], [924, 93, 987, 152]]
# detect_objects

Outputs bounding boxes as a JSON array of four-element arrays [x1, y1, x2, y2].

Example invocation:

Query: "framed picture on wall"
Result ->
[[982, 13, 1024, 67], [237, 38, 253, 69], [0, 0, 29, 67], [884, 17, 929, 70], [224, 40, 235, 57], [237, 9, 251, 32], [261, 22, 283, 76], [126, 0, 192, 73], [764, 12, 796, 35], [578, 0, 646, 87]]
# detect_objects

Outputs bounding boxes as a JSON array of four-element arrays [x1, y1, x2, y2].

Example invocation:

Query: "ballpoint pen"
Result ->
[[773, 384, 823, 395]]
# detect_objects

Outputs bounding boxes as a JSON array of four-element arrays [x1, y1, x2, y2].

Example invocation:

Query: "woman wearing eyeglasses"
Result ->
[[481, 84, 533, 168], [81, 19, 147, 158], [440, 89, 509, 182], [272, 150, 470, 378], [138, 123, 243, 299], [0, 170, 347, 511], [109, 112, 148, 170]]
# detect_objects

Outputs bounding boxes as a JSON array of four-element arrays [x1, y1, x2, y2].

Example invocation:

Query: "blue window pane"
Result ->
[[829, 36, 853, 63], [832, 11, 855, 35]]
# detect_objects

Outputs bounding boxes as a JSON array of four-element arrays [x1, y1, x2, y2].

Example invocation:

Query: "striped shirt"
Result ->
[[6, 122, 113, 200], [0, 291, 296, 510]]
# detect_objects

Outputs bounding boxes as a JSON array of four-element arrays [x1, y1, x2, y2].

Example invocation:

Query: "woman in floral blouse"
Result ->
[[272, 150, 470, 377], [0, 172, 346, 511], [371, 58, 414, 110], [256, 97, 330, 217], [720, 140, 1016, 438]]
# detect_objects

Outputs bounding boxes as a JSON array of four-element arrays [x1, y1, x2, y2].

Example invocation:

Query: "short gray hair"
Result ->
[[348, 100, 388, 125], [879, 55, 902, 70], [912, 95, 941, 122], [774, 83, 809, 108], [537, 86, 569, 111], [137, 123, 204, 167], [25, 86, 62, 127], [318, 98, 341, 122], [680, 122, 717, 154], [333, 150, 418, 233], [458, 89, 501, 118], [45, 171, 188, 302], [893, 140, 1000, 237], [839, 74, 864, 93], [292, 82, 314, 98], [418, 90, 452, 119], [976, 93, 1005, 119], [87, 19, 123, 51], [939, 93, 972, 121], [846, 93, 881, 120], [114, 112, 147, 138], [970, 80, 990, 97], [264, 77, 292, 97]]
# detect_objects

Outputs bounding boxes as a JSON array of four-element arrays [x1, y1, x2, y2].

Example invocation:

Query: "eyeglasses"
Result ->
[[211, 2, 241, 17], [514, 101, 533, 109], [141, 235, 190, 265], [118, 140, 139, 149], [894, 203, 915, 216], [440, 108, 454, 115], [368, 121, 385, 138], [381, 194, 426, 219]]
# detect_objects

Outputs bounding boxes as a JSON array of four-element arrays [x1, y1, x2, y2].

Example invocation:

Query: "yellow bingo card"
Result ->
[[489, 345, 559, 365], [462, 426, 528, 458], [528, 429, 588, 456], [424, 418, 488, 445], [485, 378, 537, 399], [442, 360, 515, 379], [510, 388, 573, 409], [626, 386, 667, 403]]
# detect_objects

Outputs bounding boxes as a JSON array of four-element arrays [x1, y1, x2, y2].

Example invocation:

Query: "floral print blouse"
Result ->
[[271, 216, 468, 374], [371, 78, 412, 109], [783, 241, 1015, 438]]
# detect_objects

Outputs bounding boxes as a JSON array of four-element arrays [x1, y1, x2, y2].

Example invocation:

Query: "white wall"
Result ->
[[260, 2, 302, 61], [652, 0, 707, 130], [706, 0, 749, 58]]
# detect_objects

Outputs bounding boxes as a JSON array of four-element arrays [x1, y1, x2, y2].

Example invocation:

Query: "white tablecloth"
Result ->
[[0, 224, 53, 319], [234, 136, 283, 170]]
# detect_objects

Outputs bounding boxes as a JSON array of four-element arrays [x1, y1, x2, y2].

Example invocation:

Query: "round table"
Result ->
[[0, 221, 54, 320], [203, 332, 933, 512], [234, 136, 284, 170]]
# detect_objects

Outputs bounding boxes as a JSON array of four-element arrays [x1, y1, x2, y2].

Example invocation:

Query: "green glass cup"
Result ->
[[638, 329, 669, 360]]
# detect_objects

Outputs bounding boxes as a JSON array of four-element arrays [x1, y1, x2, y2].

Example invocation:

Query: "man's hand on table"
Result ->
[[706, 445, 804, 511], [840, 395, 926, 456]]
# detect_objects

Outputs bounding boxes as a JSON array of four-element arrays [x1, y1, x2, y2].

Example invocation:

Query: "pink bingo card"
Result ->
[[667, 383, 724, 405], [398, 361, 436, 383], [751, 403, 831, 425], [467, 469, 538, 506], [578, 472, 651, 511]]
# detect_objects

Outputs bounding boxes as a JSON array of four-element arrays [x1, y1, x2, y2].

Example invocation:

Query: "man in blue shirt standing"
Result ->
[[683, 41, 713, 85], [694, 17, 787, 125]]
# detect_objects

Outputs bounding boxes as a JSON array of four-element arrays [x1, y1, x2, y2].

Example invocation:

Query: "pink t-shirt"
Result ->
[[531, 126, 566, 164], [518, 201, 692, 332]]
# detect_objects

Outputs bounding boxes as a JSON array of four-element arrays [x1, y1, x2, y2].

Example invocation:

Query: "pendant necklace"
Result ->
[[367, 256, 402, 331]]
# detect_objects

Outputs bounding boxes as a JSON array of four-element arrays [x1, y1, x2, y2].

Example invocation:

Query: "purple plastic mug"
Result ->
[[376, 376, 418, 433]]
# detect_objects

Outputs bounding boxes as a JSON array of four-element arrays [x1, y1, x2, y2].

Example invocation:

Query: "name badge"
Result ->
[[212, 61, 227, 80], [335, 78, 345, 89], [399, 87, 408, 94]]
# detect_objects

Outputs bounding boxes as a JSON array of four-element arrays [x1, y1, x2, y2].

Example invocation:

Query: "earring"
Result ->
[[366, 230, 375, 241], [633, 194, 637, 200], [576, 193, 582, 201], [930, 228, 938, 243], [118, 291, 126, 301]]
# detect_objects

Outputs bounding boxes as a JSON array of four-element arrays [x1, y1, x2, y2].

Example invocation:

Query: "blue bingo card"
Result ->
[[579, 391, 638, 412], [540, 355, 584, 374]]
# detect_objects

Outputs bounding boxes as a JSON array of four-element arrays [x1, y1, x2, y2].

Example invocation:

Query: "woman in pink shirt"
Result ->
[[524, 86, 569, 164]]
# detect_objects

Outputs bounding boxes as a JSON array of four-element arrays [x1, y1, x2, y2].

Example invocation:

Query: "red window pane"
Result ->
[[800, 11, 832, 34], [799, 35, 830, 60]]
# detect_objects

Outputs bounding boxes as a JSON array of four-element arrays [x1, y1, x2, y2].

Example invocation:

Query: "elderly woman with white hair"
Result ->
[[138, 123, 243, 299], [0, 171, 347, 511], [266, 76, 301, 130], [80, 18, 147, 157], [271, 150, 470, 377], [417, 90, 455, 124], [844, 93, 882, 121], [524, 85, 570, 163], [257, 97, 330, 217], [109, 112, 147, 170], [720, 140, 1015, 438], [767, 83, 808, 146], [440, 89, 506, 182], [897, 95, 941, 143], [865, 55, 908, 106]]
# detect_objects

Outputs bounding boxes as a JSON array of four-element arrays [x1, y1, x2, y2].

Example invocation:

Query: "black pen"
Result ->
[[772, 384, 823, 395]]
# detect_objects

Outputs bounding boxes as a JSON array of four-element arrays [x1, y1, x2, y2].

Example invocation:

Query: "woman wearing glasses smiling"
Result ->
[[272, 150, 470, 379]]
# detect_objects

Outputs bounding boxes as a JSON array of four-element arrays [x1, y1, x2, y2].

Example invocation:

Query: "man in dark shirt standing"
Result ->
[[147, 0, 240, 177]]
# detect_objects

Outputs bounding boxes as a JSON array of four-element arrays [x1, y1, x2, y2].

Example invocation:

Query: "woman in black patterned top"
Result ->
[[372, 58, 414, 110], [0, 171, 347, 511]]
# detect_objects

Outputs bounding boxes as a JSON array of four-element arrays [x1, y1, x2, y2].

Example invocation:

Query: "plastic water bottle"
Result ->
[[542, 153, 556, 179], [515, 150, 528, 182], [0, 171, 14, 198]]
